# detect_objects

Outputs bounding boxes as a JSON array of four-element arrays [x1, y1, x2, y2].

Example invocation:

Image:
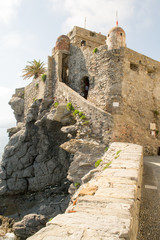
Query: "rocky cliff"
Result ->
[[0, 78, 113, 239]]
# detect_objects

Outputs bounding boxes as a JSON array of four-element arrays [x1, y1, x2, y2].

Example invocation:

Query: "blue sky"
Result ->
[[0, 0, 160, 128]]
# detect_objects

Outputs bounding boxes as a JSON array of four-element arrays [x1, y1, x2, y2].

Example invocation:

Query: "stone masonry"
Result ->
[[27, 142, 143, 240]]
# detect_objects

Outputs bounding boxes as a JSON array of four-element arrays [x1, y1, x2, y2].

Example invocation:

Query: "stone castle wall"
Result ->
[[68, 44, 123, 114], [67, 44, 160, 154], [24, 77, 45, 117], [55, 82, 113, 145], [112, 48, 160, 154]]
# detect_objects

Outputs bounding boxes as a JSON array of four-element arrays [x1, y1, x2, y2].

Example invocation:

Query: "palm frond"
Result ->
[[22, 59, 46, 80]]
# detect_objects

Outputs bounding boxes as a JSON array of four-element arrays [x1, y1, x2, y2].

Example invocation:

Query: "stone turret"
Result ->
[[53, 35, 70, 54], [106, 25, 126, 50]]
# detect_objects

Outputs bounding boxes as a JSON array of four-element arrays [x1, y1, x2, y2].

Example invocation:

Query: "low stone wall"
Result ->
[[27, 142, 143, 240], [56, 82, 113, 145]]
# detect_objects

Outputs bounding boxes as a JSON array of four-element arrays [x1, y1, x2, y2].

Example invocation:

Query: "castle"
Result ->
[[1, 23, 155, 238], [44, 24, 160, 155], [11, 23, 160, 156]]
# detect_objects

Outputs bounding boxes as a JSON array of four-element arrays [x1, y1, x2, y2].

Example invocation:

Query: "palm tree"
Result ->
[[22, 60, 46, 80]]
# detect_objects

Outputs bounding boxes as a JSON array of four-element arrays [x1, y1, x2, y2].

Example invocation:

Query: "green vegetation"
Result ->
[[80, 114, 86, 120], [103, 161, 112, 170], [22, 59, 46, 80], [93, 47, 98, 53], [114, 149, 122, 159], [41, 73, 47, 82], [33, 97, 38, 102], [66, 102, 75, 111], [95, 159, 102, 168], [66, 102, 89, 125], [48, 218, 53, 222], [78, 112, 83, 117], [73, 109, 79, 116], [153, 110, 159, 117], [104, 147, 109, 152], [116, 150, 122, 155], [74, 182, 80, 189], [82, 120, 90, 125], [54, 102, 59, 108]]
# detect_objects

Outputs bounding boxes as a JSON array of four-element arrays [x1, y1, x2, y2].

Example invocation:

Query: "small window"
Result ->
[[120, 33, 123, 36], [130, 63, 139, 71], [81, 40, 86, 46], [90, 32, 95, 37]]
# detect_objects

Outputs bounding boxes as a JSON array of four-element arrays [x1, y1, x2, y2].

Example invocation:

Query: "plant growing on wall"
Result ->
[[22, 60, 46, 80], [95, 159, 102, 167], [153, 110, 159, 118], [41, 73, 47, 82], [54, 102, 59, 108], [93, 47, 98, 53]]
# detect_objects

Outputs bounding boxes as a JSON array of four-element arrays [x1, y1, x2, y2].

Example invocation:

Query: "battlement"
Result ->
[[67, 26, 106, 49]]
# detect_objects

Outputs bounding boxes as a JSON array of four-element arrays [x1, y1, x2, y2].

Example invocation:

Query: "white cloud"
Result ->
[[49, 0, 155, 34], [3, 32, 21, 47], [0, 0, 21, 24], [49, 0, 135, 34]]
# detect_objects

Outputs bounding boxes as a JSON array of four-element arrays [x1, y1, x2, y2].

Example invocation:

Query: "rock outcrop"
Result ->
[[0, 92, 112, 238], [0, 100, 72, 196]]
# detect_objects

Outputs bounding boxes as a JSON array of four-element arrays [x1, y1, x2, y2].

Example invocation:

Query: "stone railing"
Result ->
[[55, 82, 113, 145], [27, 142, 143, 240]]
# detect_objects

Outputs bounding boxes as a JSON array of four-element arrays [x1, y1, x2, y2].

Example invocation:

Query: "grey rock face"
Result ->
[[0, 101, 72, 196], [14, 214, 46, 239], [61, 139, 106, 194], [9, 97, 24, 123]]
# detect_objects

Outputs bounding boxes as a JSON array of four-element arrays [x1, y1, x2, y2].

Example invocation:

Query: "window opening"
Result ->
[[130, 63, 139, 71], [90, 32, 95, 37], [62, 54, 69, 84], [81, 76, 89, 99], [81, 40, 86, 46]]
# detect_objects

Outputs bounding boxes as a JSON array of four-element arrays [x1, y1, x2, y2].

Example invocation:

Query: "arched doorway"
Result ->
[[80, 76, 89, 99], [62, 53, 69, 85]]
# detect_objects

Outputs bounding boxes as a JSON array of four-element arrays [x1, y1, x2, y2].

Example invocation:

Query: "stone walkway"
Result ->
[[138, 156, 160, 240], [28, 143, 143, 240]]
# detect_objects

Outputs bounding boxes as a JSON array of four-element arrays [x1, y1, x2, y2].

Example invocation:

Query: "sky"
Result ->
[[0, 0, 160, 128]]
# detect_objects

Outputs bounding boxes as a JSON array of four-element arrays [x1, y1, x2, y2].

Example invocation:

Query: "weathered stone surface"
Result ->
[[0, 100, 72, 196], [9, 96, 24, 123], [27, 142, 143, 240], [7, 122, 24, 138], [48, 104, 75, 125], [14, 214, 46, 239], [0, 232, 16, 240], [61, 139, 105, 194], [0, 215, 15, 239]]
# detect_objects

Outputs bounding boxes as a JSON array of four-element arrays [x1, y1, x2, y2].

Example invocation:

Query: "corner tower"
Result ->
[[106, 24, 126, 50]]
